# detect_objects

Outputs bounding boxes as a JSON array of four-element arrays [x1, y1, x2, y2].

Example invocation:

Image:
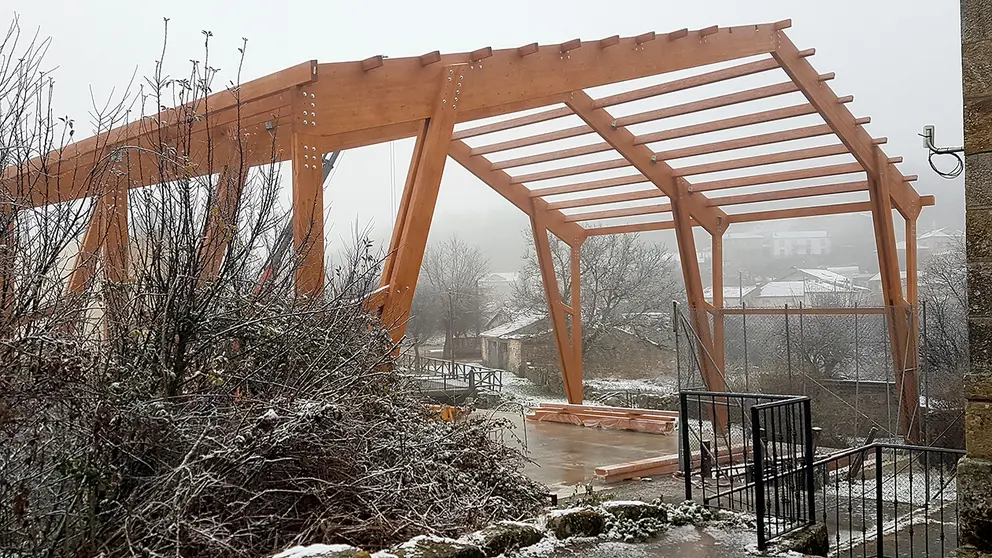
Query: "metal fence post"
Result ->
[[752, 404, 767, 551], [680, 392, 692, 501], [803, 399, 816, 524], [875, 445, 884, 558]]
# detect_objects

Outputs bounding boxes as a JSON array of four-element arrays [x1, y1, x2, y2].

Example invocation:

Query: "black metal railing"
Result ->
[[813, 443, 963, 558], [752, 396, 816, 550], [679, 390, 813, 521], [396, 352, 502, 394]]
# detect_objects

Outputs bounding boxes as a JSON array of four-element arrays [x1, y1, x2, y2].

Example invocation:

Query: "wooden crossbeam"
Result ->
[[564, 202, 672, 222], [529, 174, 648, 198], [614, 82, 800, 127], [545, 187, 663, 210], [728, 201, 872, 223], [510, 158, 630, 184], [705, 180, 868, 206], [492, 142, 612, 170], [653, 124, 834, 161], [592, 57, 779, 108], [671, 144, 849, 177], [633, 104, 818, 145], [691, 162, 865, 192]]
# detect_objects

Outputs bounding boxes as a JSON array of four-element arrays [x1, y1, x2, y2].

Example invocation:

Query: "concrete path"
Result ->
[[544, 525, 756, 558]]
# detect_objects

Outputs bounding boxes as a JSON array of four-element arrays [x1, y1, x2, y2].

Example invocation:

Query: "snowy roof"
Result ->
[[756, 279, 863, 298], [725, 232, 766, 240], [920, 227, 963, 240], [480, 312, 545, 339], [797, 268, 852, 286], [773, 230, 828, 239], [826, 266, 860, 277], [703, 285, 756, 300], [868, 270, 908, 282], [480, 272, 521, 284]]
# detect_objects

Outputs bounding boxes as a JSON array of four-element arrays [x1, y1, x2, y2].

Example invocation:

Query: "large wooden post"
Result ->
[[570, 242, 583, 377], [291, 131, 325, 297], [712, 231, 726, 383], [200, 163, 248, 282], [530, 207, 583, 403], [868, 147, 920, 442], [379, 64, 469, 343]]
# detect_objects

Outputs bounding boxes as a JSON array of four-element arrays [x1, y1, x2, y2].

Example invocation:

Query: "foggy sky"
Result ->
[[2, 1, 964, 270]]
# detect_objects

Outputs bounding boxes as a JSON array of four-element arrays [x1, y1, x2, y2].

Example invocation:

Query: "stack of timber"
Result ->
[[595, 444, 747, 483], [525, 403, 678, 434]]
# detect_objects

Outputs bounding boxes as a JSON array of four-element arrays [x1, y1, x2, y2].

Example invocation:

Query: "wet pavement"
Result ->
[[482, 409, 680, 496]]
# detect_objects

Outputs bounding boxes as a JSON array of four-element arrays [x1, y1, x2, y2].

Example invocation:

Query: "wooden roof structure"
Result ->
[[1, 20, 927, 439]]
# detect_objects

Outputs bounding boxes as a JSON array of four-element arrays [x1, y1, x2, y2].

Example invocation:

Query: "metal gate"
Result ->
[[680, 390, 964, 556]]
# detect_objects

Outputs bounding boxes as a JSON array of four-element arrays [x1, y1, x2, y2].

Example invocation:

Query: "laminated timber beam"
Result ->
[[378, 65, 468, 340]]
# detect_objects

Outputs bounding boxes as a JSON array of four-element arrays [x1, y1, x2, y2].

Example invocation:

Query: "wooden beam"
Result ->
[[614, 82, 800, 127], [593, 58, 780, 109], [545, 187, 662, 210], [565, 90, 722, 234], [773, 33, 922, 219], [66, 202, 103, 295], [530, 174, 648, 199], [670, 144, 849, 177], [452, 106, 571, 140], [691, 162, 865, 192], [564, 201, 672, 222], [599, 35, 620, 48], [470, 125, 591, 155], [492, 142, 612, 170], [867, 146, 920, 442], [633, 103, 818, 145], [449, 140, 585, 242], [728, 200, 872, 223], [518, 42, 539, 56], [635, 31, 656, 45], [470, 46, 493, 61], [559, 39, 582, 53], [712, 231, 726, 389], [380, 66, 467, 342], [653, 124, 834, 162], [419, 51, 442, 66], [585, 219, 675, 236], [570, 243, 582, 387], [698, 25, 719, 37], [668, 28, 689, 40], [361, 55, 385, 71], [706, 180, 868, 207], [380, 121, 428, 288], [510, 158, 629, 184]]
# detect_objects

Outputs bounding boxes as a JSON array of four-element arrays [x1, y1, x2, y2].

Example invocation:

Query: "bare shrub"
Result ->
[[0, 17, 545, 557]]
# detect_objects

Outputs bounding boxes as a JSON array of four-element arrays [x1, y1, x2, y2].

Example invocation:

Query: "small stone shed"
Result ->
[[480, 312, 676, 381]]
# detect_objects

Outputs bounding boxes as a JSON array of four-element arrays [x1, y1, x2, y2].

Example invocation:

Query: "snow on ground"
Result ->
[[273, 544, 358, 558]]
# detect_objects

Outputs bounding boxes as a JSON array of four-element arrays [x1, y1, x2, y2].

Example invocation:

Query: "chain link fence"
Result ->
[[674, 302, 964, 449]]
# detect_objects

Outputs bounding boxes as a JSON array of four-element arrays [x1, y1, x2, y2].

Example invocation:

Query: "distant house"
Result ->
[[896, 227, 963, 260], [703, 285, 757, 307], [479, 311, 677, 381], [772, 231, 831, 258], [748, 268, 868, 307]]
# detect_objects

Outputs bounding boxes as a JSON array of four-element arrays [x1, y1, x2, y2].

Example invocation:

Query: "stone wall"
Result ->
[[961, 0, 992, 549]]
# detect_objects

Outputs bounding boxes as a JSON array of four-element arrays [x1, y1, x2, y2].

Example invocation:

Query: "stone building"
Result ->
[[479, 313, 677, 386], [960, 0, 992, 550]]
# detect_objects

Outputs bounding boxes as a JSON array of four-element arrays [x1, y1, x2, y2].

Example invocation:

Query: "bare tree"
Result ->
[[410, 234, 490, 355], [515, 229, 680, 353], [919, 236, 967, 403]]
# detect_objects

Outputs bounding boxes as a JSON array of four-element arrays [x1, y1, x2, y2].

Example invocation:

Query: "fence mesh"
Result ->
[[673, 303, 962, 448]]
